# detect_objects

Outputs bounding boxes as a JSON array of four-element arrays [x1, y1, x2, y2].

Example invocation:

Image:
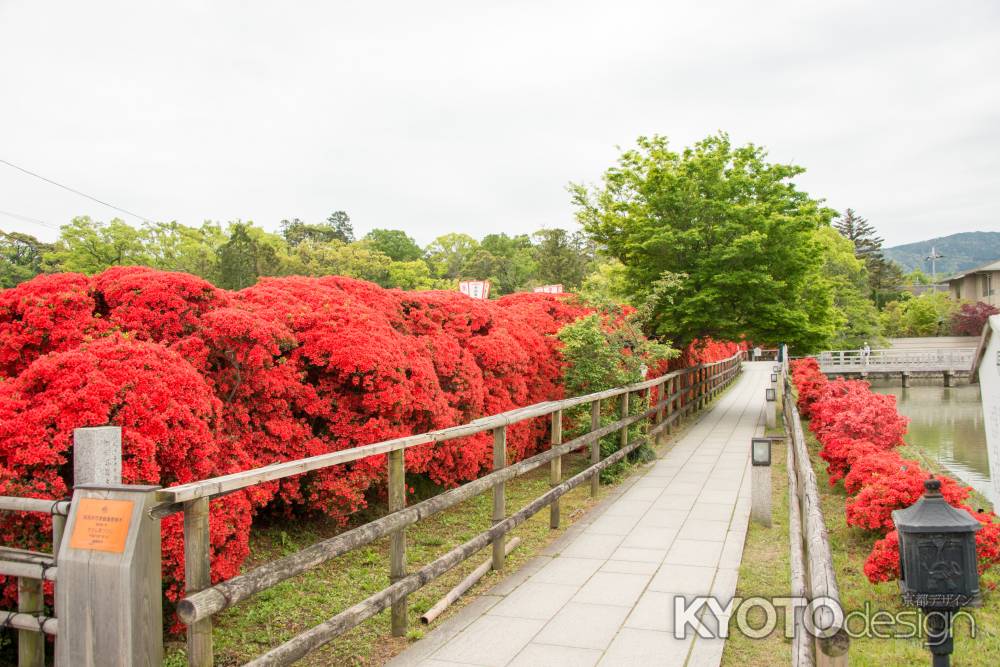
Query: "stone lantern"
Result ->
[[892, 476, 981, 666]]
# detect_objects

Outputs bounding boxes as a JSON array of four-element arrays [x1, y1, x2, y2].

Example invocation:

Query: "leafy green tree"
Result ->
[[479, 234, 537, 294], [217, 222, 286, 289], [532, 229, 593, 290], [144, 221, 226, 282], [868, 256, 906, 308], [579, 258, 631, 305], [0, 231, 52, 287], [363, 228, 423, 262], [424, 233, 479, 279], [571, 133, 836, 351], [280, 211, 354, 247], [558, 309, 676, 481], [815, 226, 881, 348], [880, 292, 959, 337], [45, 216, 151, 273], [286, 239, 392, 286]]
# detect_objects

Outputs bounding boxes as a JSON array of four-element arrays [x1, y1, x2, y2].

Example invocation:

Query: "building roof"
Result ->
[[945, 258, 1000, 283]]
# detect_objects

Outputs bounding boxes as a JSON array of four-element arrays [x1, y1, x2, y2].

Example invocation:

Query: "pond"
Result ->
[[870, 380, 995, 509]]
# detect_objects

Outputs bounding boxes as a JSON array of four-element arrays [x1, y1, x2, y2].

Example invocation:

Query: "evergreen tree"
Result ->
[[834, 209, 883, 258]]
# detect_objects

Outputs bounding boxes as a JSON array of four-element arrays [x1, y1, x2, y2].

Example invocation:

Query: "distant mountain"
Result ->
[[882, 231, 1000, 277]]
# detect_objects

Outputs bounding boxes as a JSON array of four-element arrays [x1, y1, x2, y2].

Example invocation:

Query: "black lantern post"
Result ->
[[892, 477, 981, 667]]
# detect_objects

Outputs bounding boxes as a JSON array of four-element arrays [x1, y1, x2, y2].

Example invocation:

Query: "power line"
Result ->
[[0, 208, 61, 231], [0, 158, 153, 223]]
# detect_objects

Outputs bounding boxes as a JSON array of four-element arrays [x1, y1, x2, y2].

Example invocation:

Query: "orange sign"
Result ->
[[69, 498, 134, 553]]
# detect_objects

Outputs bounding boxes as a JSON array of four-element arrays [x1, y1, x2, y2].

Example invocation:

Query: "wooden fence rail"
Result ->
[[782, 349, 849, 667], [0, 352, 744, 666], [173, 351, 743, 666]]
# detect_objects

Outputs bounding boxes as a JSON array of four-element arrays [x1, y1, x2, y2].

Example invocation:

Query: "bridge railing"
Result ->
[[817, 347, 976, 371], [148, 351, 745, 666]]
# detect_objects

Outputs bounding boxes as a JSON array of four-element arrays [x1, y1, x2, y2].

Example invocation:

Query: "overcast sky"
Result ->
[[1, 1, 997, 248]]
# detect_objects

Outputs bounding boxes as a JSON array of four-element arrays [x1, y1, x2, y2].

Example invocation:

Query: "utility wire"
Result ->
[[0, 208, 61, 231], [0, 158, 153, 223]]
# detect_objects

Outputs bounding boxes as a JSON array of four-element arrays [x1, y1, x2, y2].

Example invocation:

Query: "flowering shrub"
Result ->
[[0, 269, 654, 613], [790, 359, 1000, 584]]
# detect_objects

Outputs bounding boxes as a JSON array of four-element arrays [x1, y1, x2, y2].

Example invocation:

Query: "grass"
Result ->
[[723, 392, 1000, 666], [162, 397, 720, 667], [720, 402, 792, 666]]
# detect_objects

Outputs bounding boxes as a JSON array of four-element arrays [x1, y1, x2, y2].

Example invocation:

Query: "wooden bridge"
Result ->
[[816, 347, 977, 385]]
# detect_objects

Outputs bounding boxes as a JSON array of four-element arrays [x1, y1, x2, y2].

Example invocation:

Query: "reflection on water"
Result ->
[[870, 380, 993, 508]]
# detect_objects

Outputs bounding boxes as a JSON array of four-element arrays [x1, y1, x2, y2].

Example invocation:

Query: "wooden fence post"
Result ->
[[590, 400, 601, 496], [18, 577, 43, 667], [549, 410, 562, 529], [655, 380, 666, 445], [184, 497, 213, 666], [620, 392, 629, 454], [55, 484, 163, 667], [492, 426, 507, 571], [73, 426, 122, 485], [388, 449, 407, 636]]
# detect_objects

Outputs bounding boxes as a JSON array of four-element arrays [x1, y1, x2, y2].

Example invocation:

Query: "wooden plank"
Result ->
[[0, 498, 70, 515], [388, 449, 407, 636], [18, 576, 44, 667], [549, 410, 562, 529], [590, 400, 601, 496], [420, 537, 521, 625], [243, 421, 656, 667], [184, 497, 213, 667], [492, 426, 506, 571], [619, 392, 629, 456], [156, 354, 744, 507], [787, 436, 814, 667], [177, 412, 648, 625]]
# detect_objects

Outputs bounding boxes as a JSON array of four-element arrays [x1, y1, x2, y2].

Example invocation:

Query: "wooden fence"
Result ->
[[0, 352, 744, 666], [781, 349, 849, 667]]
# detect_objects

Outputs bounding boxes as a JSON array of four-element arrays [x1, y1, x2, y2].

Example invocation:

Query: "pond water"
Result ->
[[870, 380, 995, 509]]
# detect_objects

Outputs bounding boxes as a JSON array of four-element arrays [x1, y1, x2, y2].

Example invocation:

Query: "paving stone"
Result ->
[[649, 564, 717, 595], [488, 556, 550, 596], [585, 513, 641, 536], [559, 532, 623, 559], [530, 557, 603, 586], [487, 581, 577, 620], [677, 519, 729, 543], [623, 590, 691, 632], [573, 571, 652, 607], [663, 481, 705, 496], [621, 486, 664, 502], [534, 602, 631, 650], [598, 627, 691, 666], [609, 546, 668, 563], [621, 526, 679, 550], [687, 502, 733, 522], [636, 508, 689, 528], [665, 539, 723, 567], [600, 559, 661, 575], [601, 500, 653, 518], [507, 643, 603, 667], [653, 494, 697, 511], [431, 615, 546, 667], [685, 636, 727, 667]]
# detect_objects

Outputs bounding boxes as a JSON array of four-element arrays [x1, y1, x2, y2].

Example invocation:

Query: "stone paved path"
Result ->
[[389, 362, 771, 667]]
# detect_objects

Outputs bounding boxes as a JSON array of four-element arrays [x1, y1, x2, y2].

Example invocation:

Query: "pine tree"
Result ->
[[834, 209, 884, 258]]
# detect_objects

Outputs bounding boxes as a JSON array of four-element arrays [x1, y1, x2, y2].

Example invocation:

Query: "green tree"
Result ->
[[144, 221, 226, 282], [45, 216, 151, 273], [532, 229, 593, 290], [815, 226, 881, 348], [834, 209, 883, 258], [280, 211, 354, 247], [0, 230, 52, 287], [217, 222, 286, 289], [425, 233, 479, 279], [879, 292, 959, 337], [363, 228, 423, 262], [480, 233, 537, 294], [571, 133, 836, 351]]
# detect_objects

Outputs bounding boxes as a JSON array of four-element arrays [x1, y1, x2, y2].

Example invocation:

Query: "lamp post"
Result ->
[[765, 387, 777, 428], [893, 477, 981, 667], [750, 437, 774, 526]]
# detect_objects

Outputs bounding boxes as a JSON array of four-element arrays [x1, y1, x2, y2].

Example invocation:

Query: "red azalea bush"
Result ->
[[789, 359, 1000, 584], [951, 301, 999, 337], [0, 269, 645, 612]]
